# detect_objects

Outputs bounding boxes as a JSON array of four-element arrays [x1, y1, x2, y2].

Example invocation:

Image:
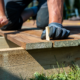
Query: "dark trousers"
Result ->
[[1, 0, 48, 30]]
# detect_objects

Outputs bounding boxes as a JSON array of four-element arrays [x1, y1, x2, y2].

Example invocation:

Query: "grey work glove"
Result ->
[[41, 23, 70, 39]]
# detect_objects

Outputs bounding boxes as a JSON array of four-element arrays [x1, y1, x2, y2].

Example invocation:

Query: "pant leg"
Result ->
[[1, 0, 32, 30], [36, 2, 49, 29]]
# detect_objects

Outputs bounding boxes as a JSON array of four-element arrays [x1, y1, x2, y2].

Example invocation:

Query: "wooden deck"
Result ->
[[0, 20, 80, 80], [0, 20, 80, 50]]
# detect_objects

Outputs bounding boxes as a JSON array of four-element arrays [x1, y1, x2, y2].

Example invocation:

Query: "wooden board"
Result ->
[[0, 30, 52, 50], [0, 29, 80, 50], [0, 20, 80, 50]]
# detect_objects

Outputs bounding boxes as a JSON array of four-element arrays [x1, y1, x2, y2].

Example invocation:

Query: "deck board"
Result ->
[[0, 20, 80, 50], [0, 30, 52, 49]]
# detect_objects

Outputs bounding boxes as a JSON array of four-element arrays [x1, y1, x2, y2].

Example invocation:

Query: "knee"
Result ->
[[36, 2, 49, 29], [36, 16, 49, 29]]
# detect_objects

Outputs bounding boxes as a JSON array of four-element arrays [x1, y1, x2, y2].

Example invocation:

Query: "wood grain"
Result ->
[[0, 20, 80, 49], [0, 30, 52, 49]]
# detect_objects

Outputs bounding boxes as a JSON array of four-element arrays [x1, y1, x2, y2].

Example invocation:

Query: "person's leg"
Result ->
[[21, 9, 34, 22], [21, 6, 38, 22], [20, 0, 47, 26], [36, 1, 48, 29], [1, 0, 33, 30]]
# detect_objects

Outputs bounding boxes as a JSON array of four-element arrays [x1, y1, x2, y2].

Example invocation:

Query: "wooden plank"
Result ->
[[1, 46, 80, 79], [23, 23, 80, 48], [20, 29, 80, 48], [52, 34, 80, 48], [1, 25, 80, 49], [9, 33, 52, 50], [0, 30, 52, 50], [53, 39, 79, 48]]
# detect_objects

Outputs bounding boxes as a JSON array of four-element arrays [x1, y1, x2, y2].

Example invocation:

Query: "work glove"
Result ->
[[41, 23, 70, 39]]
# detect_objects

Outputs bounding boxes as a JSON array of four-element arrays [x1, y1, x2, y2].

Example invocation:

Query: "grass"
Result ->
[[29, 65, 80, 80], [21, 56, 80, 80]]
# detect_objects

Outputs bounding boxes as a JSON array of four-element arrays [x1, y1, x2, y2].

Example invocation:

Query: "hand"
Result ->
[[41, 23, 70, 39], [0, 15, 9, 28]]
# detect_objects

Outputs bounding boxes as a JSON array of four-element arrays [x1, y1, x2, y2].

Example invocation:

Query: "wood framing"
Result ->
[[0, 20, 80, 50], [0, 20, 80, 80], [0, 28, 80, 50], [0, 46, 80, 80]]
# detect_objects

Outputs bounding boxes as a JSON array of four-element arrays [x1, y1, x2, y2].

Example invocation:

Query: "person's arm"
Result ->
[[0, 0, 8, 28], [41, 0, 70, 39], [0, 0, 5, 16], [47, 0, 64, 24]]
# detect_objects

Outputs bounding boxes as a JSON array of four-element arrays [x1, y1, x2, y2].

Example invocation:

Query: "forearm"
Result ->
[[47, 0, 64, 24], [0, 0, 5, 16]]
